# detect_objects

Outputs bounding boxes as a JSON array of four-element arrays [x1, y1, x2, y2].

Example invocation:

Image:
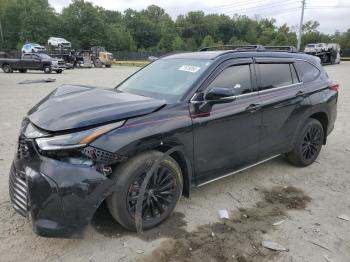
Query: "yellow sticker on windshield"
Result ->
[[178, 65, 201, 73]]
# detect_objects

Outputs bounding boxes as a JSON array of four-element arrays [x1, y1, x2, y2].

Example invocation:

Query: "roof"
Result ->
[[162, 50, 316, 63], [163, 51, 228, 60]]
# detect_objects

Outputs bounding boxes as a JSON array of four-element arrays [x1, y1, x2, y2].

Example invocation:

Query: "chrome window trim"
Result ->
[[258, 82, 303, 94], [294, 58, 322, 83], [190, 90, 259, 103], [295, 58, 322, 71]]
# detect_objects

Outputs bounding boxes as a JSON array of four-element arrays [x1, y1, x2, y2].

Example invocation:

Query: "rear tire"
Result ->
[[2, 64, 13, 73], [44, 66, 52, 74], [287, 118, 324, 167], [107, 150, 183, 231]]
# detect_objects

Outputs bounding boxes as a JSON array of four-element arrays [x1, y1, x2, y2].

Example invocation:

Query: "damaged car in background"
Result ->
[[9, 45, 338, 238]]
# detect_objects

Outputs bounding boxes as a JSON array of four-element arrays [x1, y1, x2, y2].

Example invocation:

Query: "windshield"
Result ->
[[37, 53, 52, 59], [306, 44, 316, 47], [117, 58, 212, 101]]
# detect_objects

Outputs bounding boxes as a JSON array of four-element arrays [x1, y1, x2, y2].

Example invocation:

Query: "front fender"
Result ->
[[90, 103, 194, 196]]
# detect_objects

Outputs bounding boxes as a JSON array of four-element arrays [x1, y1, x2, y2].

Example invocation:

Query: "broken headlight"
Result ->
[[35, 121, 124, 151]]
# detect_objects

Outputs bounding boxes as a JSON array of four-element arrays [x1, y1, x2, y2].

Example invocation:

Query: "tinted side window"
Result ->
[[258, 63, 293, 90], [294, 60, 320, 83], [23, 54, 31, 59], [208, 65, 252, 96]]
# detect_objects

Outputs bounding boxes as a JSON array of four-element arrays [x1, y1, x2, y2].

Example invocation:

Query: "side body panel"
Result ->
[[90, 102, 195, 187], [189, 58, 262, 184]]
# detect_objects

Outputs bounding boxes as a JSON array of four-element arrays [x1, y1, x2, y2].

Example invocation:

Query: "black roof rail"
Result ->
[[263, 46, 298, 53], [199, 45, 265, 52]]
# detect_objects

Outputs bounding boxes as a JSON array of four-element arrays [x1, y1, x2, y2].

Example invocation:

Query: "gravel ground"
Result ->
[[0, 63, 349, 262]]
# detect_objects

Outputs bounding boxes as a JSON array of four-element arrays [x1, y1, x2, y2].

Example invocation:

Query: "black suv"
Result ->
[[9, 45, 338, 238]]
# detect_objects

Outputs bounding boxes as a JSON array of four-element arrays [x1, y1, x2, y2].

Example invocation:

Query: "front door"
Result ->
[[191, 59, 262, 184]]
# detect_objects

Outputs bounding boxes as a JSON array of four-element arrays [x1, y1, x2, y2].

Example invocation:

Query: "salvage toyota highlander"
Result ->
[[9, 45, 338, 238]]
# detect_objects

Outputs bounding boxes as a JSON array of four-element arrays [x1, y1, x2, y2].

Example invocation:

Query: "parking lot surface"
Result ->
[[0, 64, 349, 262]]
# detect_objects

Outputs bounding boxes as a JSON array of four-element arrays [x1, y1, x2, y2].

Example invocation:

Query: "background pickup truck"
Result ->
[[0, 53, 66, 73]]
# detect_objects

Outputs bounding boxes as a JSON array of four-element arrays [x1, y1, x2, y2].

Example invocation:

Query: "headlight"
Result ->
[[23, 122, 48, 139], [36, 121, 124, 151]]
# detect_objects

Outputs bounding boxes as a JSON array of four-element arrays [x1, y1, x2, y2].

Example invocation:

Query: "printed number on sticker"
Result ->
[[178, 65, 201, 73]]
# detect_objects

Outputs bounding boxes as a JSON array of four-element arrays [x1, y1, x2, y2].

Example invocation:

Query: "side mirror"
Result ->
[[195, 87, 236, 114], [205, 87, 236, 103]]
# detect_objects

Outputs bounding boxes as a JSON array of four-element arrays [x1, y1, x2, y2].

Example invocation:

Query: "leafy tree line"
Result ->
[[0, 0, 349, 52]]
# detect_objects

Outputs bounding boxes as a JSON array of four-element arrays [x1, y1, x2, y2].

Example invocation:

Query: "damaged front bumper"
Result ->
[[9, 138, 115, 238]]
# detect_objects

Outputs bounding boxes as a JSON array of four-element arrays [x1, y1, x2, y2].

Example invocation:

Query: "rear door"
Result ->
[[255, 58, 304, 159], [191, 58, 263, 184]]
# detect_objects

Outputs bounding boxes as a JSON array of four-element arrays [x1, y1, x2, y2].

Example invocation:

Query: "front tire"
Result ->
[[107, 151, 183, 231], [287, 118, 324, 167], [43, 66, 52, 74]]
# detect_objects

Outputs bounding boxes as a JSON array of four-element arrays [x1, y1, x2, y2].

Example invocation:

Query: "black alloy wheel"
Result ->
[[301, 125, 322, 161], [126, 166, 177, 221], [107, 151, 183, 231], [287, 118, 324, 167]]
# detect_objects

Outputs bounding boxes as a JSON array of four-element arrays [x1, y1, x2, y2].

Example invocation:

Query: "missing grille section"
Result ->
[[82, 146, 120, 165]]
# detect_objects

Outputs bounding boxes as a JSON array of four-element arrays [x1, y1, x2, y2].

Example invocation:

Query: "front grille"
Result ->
[[9, 168, 28, 216]]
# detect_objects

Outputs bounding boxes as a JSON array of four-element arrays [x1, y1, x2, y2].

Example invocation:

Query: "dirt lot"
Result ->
[[0, 63, 349, 262]]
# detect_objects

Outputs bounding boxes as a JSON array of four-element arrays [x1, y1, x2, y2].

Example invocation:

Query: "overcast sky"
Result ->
[[49, 0, 350, 34]]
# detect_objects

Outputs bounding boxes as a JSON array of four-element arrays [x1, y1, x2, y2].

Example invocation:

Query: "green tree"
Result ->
[[157, 15, 177, 51], [105, 25, 136, 51], [0, 2, 348, 53], [0, 0, 57, 50], [171, 35, 187, 50], [59, 0, 106, 49], [201, 35, 215, 48]]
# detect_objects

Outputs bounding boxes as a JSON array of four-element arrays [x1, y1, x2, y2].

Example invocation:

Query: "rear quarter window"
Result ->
[[294, 60, 320, 83], [257, 63, 293, 90]]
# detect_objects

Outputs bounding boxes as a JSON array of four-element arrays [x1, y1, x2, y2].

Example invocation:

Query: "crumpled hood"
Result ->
[[27, 85, 166, 132]]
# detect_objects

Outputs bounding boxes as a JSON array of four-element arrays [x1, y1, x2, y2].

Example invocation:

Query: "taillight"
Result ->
[[329, 83, 339, 92]]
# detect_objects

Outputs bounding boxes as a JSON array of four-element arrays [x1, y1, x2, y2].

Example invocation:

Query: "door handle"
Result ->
[[296, 90, 305, 97], [245, 103, 261, 112]]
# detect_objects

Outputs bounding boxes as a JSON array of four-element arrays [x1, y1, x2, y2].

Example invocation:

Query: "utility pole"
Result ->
[[297, 0, 306, 51]]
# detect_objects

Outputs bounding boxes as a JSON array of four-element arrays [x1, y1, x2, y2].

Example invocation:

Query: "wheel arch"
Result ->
[[309, 111, 328, 144], [153, 145, 193, 198], [290, 107, 330, 150]]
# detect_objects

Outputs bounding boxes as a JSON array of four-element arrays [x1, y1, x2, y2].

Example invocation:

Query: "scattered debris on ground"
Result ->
[[323, 254, 334, 262], [303, 237, 333, 252], [218, 209, 229, 219], [272, 220, 285, 226], [337, 214, 350, 221], [140, 186, 311, 262], [261, 241, 289, 252], [92, 204, 187, 241], [18, 78, 56, 84]]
